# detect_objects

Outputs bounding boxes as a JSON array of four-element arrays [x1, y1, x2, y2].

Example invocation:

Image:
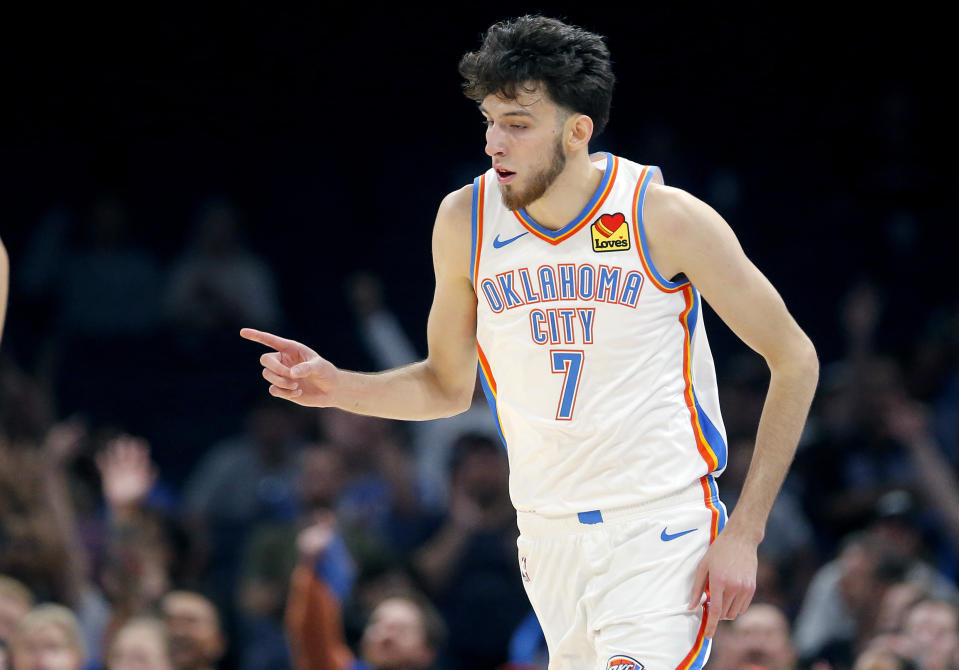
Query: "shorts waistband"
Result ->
[[516, 481, 714, 536]]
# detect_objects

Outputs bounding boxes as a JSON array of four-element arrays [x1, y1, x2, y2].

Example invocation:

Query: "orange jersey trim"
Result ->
[[512, 156, 620, 245], [472, 174, 486, 288]]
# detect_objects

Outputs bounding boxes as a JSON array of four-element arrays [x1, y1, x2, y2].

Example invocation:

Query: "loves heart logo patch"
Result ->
[[591, 212, 631, 252]]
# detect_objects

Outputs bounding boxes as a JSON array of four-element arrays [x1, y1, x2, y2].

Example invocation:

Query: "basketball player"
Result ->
[[242, 16, 818, 670]]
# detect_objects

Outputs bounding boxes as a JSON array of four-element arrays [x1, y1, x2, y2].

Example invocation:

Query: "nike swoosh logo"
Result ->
[[661, 527, 697, 542], [493, 232, 528, 248]]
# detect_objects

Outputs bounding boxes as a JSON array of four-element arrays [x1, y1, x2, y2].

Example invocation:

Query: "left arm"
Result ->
[[644, 183, 819, 637]]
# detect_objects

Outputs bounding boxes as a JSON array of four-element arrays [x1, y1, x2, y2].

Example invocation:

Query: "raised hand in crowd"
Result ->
[[884, 398, 959, 551], [96, 435, 157, 520], [295, 511, 337, 566]]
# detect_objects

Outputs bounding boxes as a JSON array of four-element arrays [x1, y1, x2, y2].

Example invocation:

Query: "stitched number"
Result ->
[[550, 350, 584, 420]]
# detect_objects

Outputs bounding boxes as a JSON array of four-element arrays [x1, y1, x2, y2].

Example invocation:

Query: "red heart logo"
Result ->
[[596, 213, 626, 237]]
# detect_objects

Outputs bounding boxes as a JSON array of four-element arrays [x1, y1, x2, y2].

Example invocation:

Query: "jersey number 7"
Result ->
[[550, 350, 584, 421]]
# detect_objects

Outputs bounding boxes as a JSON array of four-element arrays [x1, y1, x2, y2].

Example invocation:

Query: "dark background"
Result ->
[[1, 2, 955, 478]]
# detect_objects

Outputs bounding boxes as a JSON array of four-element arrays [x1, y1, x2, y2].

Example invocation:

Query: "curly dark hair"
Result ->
[[458, 15, 615, 137]]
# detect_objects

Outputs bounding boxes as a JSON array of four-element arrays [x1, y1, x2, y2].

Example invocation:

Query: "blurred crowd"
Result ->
[[2, 192, 959, 670]]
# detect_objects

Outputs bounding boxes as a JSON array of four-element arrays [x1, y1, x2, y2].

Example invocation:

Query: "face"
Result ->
[[161, 593, 223, 670], [0, 593, 31, 644], [732, 604, 796, 670], [482, 87, 569, 211], [297, 446, 345, 508], [11, 625, 82, 670], [904, 602, 959, 654], [454, 448, 509, 509], [360, 599, 433, 670], [108, 623, 172, 670], [838, 544, 880, 614]]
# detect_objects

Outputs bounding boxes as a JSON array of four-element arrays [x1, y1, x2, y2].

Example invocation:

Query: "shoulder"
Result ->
[[643, 182, 712, 237], [433, 183, 474, 245], [641, 181, 739, 280], [432, 184, 475, 276], [436, 183, 474, 227]]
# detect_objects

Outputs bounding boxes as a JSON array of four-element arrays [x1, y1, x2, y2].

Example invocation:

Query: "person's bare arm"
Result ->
[[0, 235, 8, 346], [644, 183, 819, 638], [242, 185, 478, 420]]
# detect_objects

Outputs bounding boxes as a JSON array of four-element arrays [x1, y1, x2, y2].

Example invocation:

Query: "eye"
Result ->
[[510, 124, 527, 129], [482, 118, 492, 127]]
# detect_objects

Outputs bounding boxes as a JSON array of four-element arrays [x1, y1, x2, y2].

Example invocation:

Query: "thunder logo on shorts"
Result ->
[[607, 655, 644, 670]]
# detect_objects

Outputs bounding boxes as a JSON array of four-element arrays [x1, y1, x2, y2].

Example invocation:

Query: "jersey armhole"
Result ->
[[631, 166, 690, 292], [470, 174, 485, 288]]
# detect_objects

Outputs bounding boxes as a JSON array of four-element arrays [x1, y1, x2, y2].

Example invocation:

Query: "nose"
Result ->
[[485, 124, 506, 157]]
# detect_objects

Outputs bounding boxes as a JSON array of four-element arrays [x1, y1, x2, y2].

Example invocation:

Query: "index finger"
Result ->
[[240, 328, 296, 352], [705, 588, 722, 639]]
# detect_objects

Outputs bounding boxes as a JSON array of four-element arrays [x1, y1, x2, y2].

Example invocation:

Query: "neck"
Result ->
[[524, 150, 604, 230]]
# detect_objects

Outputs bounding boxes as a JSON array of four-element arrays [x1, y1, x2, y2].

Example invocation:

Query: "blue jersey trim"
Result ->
[[634, 166, 690, 290], [689, 637, 713, 670], [478, 362, 509, 450], [515, 151, 614, 238], [470, 176, 481, 288], [687, 288, 729, 472], [705, 474, 727, 534]]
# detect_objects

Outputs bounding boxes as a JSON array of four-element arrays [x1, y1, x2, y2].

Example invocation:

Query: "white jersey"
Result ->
[[470, 153, 728, 516]]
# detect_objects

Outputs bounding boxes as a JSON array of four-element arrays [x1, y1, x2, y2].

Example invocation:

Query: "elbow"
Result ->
[[424, 360, 475, 418], [439, 386, 474, 418], [768, 332, 819, 384], [799, 335, 820, 381]]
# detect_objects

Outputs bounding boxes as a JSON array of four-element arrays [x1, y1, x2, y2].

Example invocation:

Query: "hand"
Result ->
[[296, 510, 337, 564], [240, 328, 339, 406], [688, 529, 757, 638], [96, 435, 156, 511]]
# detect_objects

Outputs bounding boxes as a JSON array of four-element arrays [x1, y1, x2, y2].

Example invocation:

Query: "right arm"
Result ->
[[242, 185, 478, 420]]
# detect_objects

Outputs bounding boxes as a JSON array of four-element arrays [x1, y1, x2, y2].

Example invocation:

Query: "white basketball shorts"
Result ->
[[516, 479, 727, 670]]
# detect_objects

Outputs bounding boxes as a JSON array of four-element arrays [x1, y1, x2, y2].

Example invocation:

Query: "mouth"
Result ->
[[495, 167, 516, 184]]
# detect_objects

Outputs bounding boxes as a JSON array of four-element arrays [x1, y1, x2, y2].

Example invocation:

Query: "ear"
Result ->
[[564, 113, 594, 151]]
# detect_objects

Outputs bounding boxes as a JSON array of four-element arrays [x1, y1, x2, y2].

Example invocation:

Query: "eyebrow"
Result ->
[[479, 106, 535, 118]]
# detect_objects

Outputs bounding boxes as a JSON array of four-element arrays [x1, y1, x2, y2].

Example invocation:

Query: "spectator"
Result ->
[[182, 397, 304, 619], [0, 417, 110, 667], [107, 617, 173, 670], [315, 407, 433, 579], [163, 197, 280, 335], [0, 577, 33, 646], [183, 398, 303, 528], [9, 604, 86, 670], [55, 194, 162, 340], [852, 648, 916, 670], [285, 516, 444, 670], [412, 434, 528, 670], [793, 533, 903, 666], [873, 582, 929, 643], [94, 436, 180, 649], [726, 603, 797, 670], [160, 592, 225, 670], [234, 445, 355, 670], [346, 272, 500, 509], [901, 599, 959, 670]]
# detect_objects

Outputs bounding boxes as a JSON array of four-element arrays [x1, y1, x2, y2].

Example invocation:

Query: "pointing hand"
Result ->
[[240, 328, 339, 407]]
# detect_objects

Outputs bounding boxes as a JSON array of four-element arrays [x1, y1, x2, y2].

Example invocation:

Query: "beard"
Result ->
[[500, 136, 567, 211]]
